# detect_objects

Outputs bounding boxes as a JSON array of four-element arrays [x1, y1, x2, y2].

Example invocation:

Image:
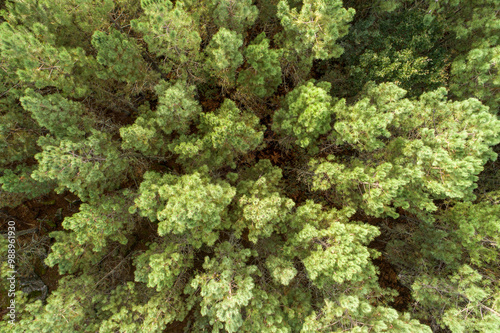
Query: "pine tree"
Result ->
[[205, 28, 244, 89], [0, 22, 98, 98], [385, 193, 500, 331], [20, 90, 92, 140], [310, 83, 500, 218], [170, 99, 263, 169], [232, 159, 295, 243], [208, 0, 258, 34], [131, 0, 202, 76], [32, 131, 130, 201], [131, 169, 236, 248], [91, 28, 154, 85], [185, 241, 258, 333], [1, 1, 499, 332], [425, 0, 499, 109], [237, 33, 282, 98], [273, 80, 333, 151], [276, 0, 355, 80], [154, 79, 202, 135], [1, 0, 114, 49]]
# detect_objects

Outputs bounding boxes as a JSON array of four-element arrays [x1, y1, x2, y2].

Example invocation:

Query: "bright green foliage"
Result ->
[[451, 45, 500, 111], [43, 194, 134, 275], [61, 195, 134, 252], [20, 90, 91, 139], [154, 80, 202, 134], [436, 199, 500, 267], [276, 0, 355, 77], [208, 0, 258, 33], [273, 80, 333, 150], [412, 265, 500, 332], [120, 80, 202, 155], [302, 297, 432, 332], [401, 90, 500, 198], [132, 170, 235, 247], [91, 29, 152, 84], [239, 288, 292, 332], [265, 255, 297, 286], [277, 0, 354, 60], [32, 131, 129, 201], [311, 157, 415, 218], [132, 0, 202, 74], [285, 201, 380, 287], [171, 99, 263, 169], [119, 103, 168, 156], [205, 28, 244, 88], [44, 230, 103, 275], [186, 241, 258, 333], [237, 33, 282, 98], [311, 84, 500, 217], [2, 1, 499, 332], [233, 159, 295, 243], [330, 83, 407, 152]]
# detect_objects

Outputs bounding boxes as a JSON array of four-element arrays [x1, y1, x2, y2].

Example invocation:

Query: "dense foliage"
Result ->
[[0, 0, 499, 332]]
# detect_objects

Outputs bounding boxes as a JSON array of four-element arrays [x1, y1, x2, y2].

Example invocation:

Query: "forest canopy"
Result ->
[[0, 0, 499, 332]]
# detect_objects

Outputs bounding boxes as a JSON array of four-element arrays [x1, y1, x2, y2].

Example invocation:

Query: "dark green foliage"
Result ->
[[322, 7, 448, 99], [20, 90, 91, 139], [91, 28, 152, 84], [205, 28, 244, 88], [0, 103, 40, 166], [0, 22, 97, 98], [208, 0, 258, 33], [0, 165, 53, 206], [237, 33, 282, 98]]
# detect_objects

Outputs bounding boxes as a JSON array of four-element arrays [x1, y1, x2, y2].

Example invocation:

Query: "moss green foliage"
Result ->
[[91, 28, 152, 84], [325, 8, 448, 99], [205, 28, 244, 88], [32, 131, 130, 201], [0, 1, 499, 332], [20, 90, 92, 139], [208, 0, 258, 34], [171, 99, 263, 169], [237, 33, 282, 98]]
